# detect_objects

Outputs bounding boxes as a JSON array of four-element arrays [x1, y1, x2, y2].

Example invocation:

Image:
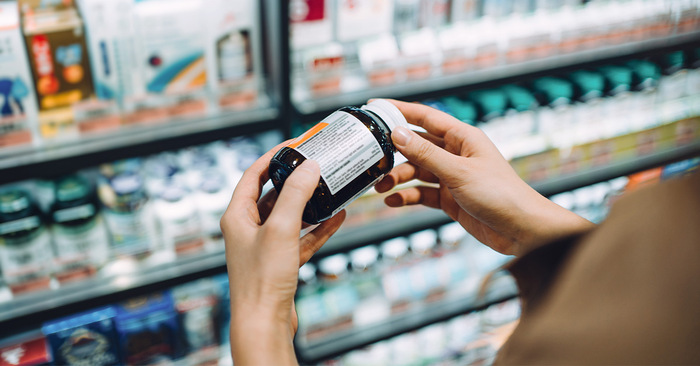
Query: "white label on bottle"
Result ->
[[103, 208, 153, 256], [0, 217, 41, 235], [292, 111, 384, 195], [52, 217, 110, 267], [0, 229, 53, 280], [53, 204, 96, 223]]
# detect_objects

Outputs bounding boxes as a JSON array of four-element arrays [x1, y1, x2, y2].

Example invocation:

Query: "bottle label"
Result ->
[[0, 229, 53, 281], [0, 216, 41, 235], [53, 204, 96, 223], [52, 216, 110, 267], [289, 111, 384, 195], [103, 208, 153, 256]]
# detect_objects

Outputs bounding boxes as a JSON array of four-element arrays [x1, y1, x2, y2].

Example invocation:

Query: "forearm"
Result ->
[[230, 307, 298, 366]]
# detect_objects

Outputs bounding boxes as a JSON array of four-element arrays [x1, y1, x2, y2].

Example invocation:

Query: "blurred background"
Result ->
[[0, 0, 698, 365]]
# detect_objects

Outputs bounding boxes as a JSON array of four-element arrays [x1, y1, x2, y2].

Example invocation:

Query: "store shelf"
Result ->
[[0, 249, 227, 331], [531, 140, 700, 194], [318, 138, 700, 258], [295, 273, 518, 364], [292, 31, 700, 116], [0, 102, 280, 185], [319, 208, 451, 256]]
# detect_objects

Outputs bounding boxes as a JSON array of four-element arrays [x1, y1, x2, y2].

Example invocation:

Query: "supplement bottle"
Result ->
[[50, 175, 110, 282], [269, 99, 408, 224], [99, 173, 156, 258], [0, 189, 53, 294]]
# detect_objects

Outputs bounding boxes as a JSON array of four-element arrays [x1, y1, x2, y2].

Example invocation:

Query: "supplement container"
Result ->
[[0, 189, 53, 294], [270, 99, 408, 224], [318, 254, 350, 282], [409, 229, 438, 256], [50, 175, 110, 282], [350, 245, 380, 273]]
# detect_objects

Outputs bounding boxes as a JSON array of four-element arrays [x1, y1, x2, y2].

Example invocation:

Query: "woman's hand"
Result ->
[[375, 100, 594, 256], [221, 143, 346, 366]]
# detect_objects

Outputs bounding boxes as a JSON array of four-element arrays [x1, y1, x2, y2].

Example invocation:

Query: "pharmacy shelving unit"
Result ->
[[0, 1, 290, 337], [292, 30, 700, 117], [0, 2, 290, 186], [288, 11, 700, 364], [295, 273, 519, 363]]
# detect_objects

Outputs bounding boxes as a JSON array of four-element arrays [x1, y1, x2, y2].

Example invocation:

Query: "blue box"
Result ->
[[113, 291, 182, 365], [42, 307, 121, 366]]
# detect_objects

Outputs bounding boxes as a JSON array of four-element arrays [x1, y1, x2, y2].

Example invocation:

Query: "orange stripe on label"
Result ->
[[288, 122, 329, 149]]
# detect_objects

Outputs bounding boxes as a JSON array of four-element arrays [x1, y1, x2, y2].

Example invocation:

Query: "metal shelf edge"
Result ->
[[0, 250, 228, 324], [293, 31, 700, 115], [295, 276, 518, 363], [0, 105, 279, 173]]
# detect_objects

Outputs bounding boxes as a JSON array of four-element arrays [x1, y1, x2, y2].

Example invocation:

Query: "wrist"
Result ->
[[514, 193, 595, 256], [230, 304, 297, 365]]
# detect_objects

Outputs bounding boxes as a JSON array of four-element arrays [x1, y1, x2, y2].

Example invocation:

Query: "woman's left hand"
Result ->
[[221, 142, 346, 366]]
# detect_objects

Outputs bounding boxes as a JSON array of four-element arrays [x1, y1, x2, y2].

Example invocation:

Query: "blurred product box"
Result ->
[[42, 307, 122, 366], [172, 279, 219, 365], [0, 1, 39, 150], [20, 0, 95, 140], [72, 0, 122, 134], [113, 292, 181, 365], [206, 0, 261, 110], [290, 0, 333, 48], [0, 332, 50, 366]]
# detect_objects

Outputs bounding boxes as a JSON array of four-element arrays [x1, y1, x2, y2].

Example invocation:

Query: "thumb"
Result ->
[[391, 126, 461, 182]]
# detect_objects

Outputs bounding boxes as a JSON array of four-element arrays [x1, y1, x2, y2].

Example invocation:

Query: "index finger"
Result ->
[[384, 99, 469, 138], [227, 140, 291, 224]]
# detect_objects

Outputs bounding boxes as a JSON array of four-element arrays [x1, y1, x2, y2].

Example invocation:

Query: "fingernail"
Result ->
[[392, 126, 411, 147], [298, 160, 320, 174]]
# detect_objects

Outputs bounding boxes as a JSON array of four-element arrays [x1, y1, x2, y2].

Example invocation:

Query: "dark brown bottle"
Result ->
[[270, 99, 408, 224]]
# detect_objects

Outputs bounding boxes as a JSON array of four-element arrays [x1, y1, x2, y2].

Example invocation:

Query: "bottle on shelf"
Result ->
[[153, 182, 204, 257], [50, 174, 110, 283], [98, 170, 157, 262], [0, 188, 53, 295]]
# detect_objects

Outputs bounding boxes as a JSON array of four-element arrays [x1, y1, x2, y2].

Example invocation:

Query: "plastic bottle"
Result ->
[[153, 183, 203, 256], [269, 99, 408, 224], [50, 175, 110, 282], [99, 172, 156, 259], [0, 189, 53, 294]]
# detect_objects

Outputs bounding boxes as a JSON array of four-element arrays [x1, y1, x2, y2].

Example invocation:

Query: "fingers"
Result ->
[[299, 210, 347, 266], [416, 131, 445, 149], [375, 162, 438, 193], [384, 99, 500, 158], [227, 140, 291, 225], [391, 126, 462, 184], [384, 99, 465, 138], [265, 160, 321, 234], [385, 186, 441, 209]]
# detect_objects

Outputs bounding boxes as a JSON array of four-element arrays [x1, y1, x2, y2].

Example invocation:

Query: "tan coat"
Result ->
[[495, 171, 700, 365]]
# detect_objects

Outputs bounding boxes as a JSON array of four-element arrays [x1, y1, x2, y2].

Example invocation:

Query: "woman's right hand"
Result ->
[[375, 100, 594, 256]]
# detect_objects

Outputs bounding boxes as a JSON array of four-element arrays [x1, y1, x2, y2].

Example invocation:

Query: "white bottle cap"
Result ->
[[409, 229, 437, 253], [350, 245, 379, 270], [299, 262, 317, 283], [381, 237, 409, 260], [361, 99, 409, 132], [438, 222, 466, 245], [318, 254, 349, 277]]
